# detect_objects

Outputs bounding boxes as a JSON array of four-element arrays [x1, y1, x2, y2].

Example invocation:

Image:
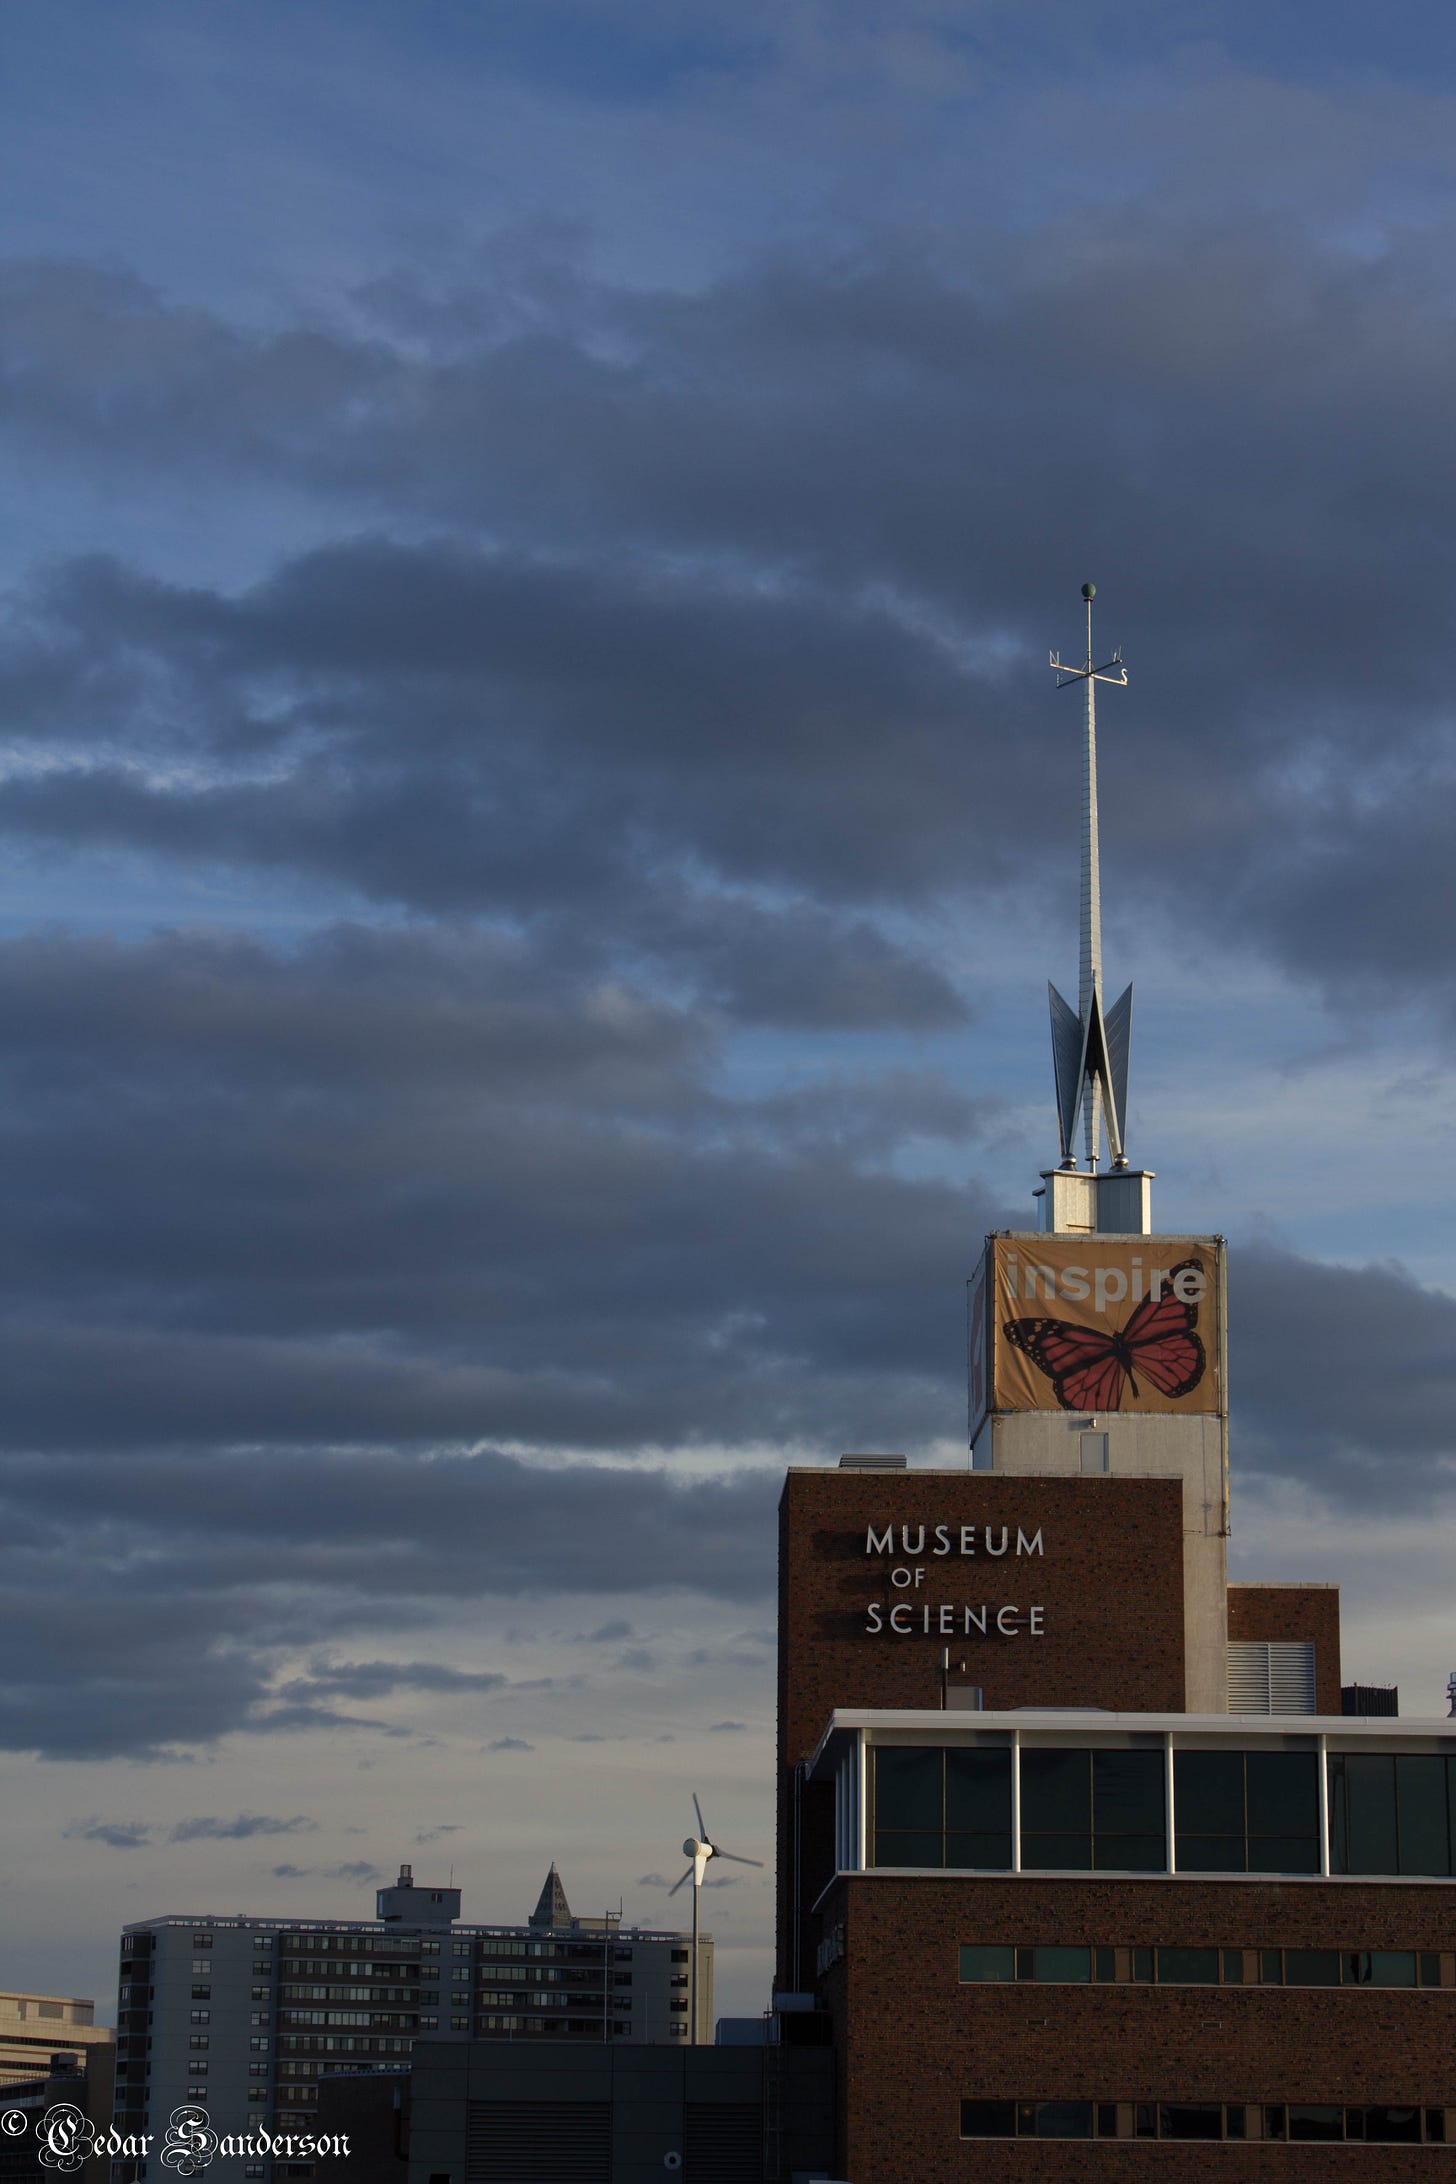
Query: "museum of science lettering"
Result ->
[[773, 594, 1455, 2182]]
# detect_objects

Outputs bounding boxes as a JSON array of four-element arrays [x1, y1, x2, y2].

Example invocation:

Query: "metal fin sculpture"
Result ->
[[1048, 583, 1132, 1169]]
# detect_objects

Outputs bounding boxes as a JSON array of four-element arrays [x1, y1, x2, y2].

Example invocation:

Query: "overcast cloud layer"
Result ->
[[3, 0, 1456, 2018]]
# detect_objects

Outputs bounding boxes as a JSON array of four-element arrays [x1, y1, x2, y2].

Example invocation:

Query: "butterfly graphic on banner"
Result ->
[[1002, 1257, 1207, 1413]]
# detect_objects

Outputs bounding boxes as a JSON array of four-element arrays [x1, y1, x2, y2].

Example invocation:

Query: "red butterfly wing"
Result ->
[[1003, 1318, 1126, 1413], [1119, 1260, 1208, 1400]]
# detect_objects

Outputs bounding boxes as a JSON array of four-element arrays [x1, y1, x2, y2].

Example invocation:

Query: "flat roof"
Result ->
[[806, 1707, 1456, 1779]]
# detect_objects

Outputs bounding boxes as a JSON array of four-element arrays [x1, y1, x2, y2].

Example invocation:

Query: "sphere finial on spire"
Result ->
[[1081, 581, 1096, 601]]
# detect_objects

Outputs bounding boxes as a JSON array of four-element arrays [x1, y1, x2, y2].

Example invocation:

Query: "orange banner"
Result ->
[[990, 1236, 1223, 1417]]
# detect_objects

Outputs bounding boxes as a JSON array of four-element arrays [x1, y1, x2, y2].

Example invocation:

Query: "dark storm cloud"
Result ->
[[0, 1443, 784, 1757], [0, 926, 988, 1454], [7, 212, 1456, 1012], [5, 57, 1456, 1790], [1232, 1246, 1456, 1503]]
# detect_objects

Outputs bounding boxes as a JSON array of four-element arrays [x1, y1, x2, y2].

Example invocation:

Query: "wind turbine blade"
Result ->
[[713, 1850, 764, 1868], [668, 1866, 694, 1897], [692, 1793, 707, 1841]]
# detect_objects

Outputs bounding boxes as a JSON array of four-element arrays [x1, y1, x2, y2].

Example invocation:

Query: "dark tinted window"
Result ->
[[1174, 1749, 1243, 1835], [1160, 2105, 1222, 2140], [874, 1746, 1013, 1869], [1093, 1749, 1165, 1870], [875, 1747, 941, 1832], [1288, 2106, 1342, 2142], [1178, 1748, 1317, 1873], [1156, 1947, 1219, 1985], [1283, 1949, 1340, 1986], [1033, 2103, 1093, 2139], [1332, 1752, 1398, 1873], [1397, 1754, 1450, 1876], [1354, 2107, 1421, 2144], [959, 1946, 1014, 1984], [1031, 1947, 1089, 1983], [960, 2100, 1014, 2138], [1021, 1749, 1091, 1868], [945, 1747, 1012, 1868]]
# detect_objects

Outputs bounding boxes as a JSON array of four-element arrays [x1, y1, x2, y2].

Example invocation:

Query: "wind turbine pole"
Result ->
[[690, 1879, 699, 2045]]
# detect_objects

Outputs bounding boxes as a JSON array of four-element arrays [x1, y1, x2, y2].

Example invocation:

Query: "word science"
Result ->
[[863, 1522, 1045, 1639]]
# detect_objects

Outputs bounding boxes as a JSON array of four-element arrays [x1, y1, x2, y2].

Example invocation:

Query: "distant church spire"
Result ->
[[528, 1862, 573, 1930], [1047, 583, 1133, 1171]]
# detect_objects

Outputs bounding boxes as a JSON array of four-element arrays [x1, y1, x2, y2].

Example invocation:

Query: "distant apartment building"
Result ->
[[0, 1991, 113, 2088], [113, 1864, 712, 2181]]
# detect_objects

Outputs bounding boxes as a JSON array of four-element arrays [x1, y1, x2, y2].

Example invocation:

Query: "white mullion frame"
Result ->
[[1317, 1734, 1330, 1877], [1011, 1730, 1022, 1873], [1165, 1734, 1177, 1875]]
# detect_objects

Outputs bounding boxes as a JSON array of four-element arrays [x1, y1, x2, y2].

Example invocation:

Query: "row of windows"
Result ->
[[961, 2102, 1449, 2143], [959, 1945, 1449, 1989], [276, 2035, 413, 2055], [872, 1746, 1456, 1875]]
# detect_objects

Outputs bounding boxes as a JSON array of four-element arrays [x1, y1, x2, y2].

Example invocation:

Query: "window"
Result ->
[[1020, 1747, 1164, 1871], [1329, 1752, 1456, 1877], [189, 2010, 210, 2024], [188, 2036, 209, 2051], [872, 1745, 1013, 1868], [450, 2016, 469, 2031], [250, 2037, 269, 2051], [960, 2102, 1103, 2139], [1155, 1948, 1219, 1986], [1174, 1748, 1319, 1873], [959, 1946, 1014, 1984], [191, 1934, 213, 1949], [191, 1960, 213, 1977]]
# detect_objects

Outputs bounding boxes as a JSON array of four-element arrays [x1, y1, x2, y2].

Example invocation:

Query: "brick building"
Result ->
[[772, 594, 1456, 2177]]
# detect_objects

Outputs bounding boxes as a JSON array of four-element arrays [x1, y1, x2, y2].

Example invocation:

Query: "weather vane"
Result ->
[[1047, 582, 1132, 1172]]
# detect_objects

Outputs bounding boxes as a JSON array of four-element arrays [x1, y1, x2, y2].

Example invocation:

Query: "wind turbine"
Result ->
[[669, 1794, 763, 2043]]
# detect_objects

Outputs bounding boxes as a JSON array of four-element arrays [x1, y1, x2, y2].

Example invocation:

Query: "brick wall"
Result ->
[[1228, 1585, 1343, 1714], [831, 1872, 1455, 2183], [776, 1468, 1187, 1985]]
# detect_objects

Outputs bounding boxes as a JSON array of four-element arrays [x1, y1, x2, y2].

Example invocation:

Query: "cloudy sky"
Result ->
[[5, 0, 1456, 2021]]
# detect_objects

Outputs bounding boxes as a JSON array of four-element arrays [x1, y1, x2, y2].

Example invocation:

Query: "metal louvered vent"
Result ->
[[1228, 1641, 1317, 1715], [683, 2101, 764, 2183], [466, 2100, 611, 2183]]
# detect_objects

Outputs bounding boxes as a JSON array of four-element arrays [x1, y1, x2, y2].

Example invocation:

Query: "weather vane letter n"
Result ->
[[1047, 582, 1133, 1172]]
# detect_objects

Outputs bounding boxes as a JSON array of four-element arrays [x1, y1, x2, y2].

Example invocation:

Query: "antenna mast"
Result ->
[[1047, 583, 1133, 1174]]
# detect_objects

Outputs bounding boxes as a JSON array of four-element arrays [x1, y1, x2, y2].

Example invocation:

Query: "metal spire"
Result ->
[[1047, 583, 1133, 1171]]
